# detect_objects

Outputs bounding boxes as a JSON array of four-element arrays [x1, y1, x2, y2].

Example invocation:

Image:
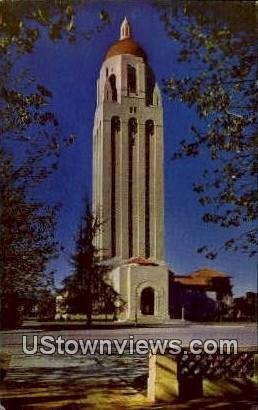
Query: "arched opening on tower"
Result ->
[[140, 287, 155, 315], [128, 117, 137, 258], [111, 116, 120, 257], [145, 67, 155, 106], [109, 74, 117, 102], [145, 120, 154, 258], [127, 65, 137, 94]]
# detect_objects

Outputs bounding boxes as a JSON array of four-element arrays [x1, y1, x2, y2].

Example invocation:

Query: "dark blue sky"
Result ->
[[21, 0, 256, 296]]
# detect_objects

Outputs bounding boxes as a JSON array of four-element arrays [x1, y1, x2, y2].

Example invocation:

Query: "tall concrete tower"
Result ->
[[93, 17, 164, 263], [92, 18, 169, 322]]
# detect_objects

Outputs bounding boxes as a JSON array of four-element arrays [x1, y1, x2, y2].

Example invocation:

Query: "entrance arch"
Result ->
[[140, 287, 154, 315]]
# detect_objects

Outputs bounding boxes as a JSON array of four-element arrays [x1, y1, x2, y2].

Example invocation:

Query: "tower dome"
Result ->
[[104, 17, 147, 62]]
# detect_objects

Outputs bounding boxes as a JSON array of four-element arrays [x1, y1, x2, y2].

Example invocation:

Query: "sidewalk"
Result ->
[[17, 319, 255, 332], [20, 319, 190, 330]]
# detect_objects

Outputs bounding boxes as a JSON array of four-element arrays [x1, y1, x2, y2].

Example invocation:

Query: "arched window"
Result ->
[[141, 287, 154, 315], [128, 118, 137, 258], [127, 65, 137, 94], [146, 67, 155, 106], [109, 74, 117, 102], [111, 116, 120, 257], [145, 120, 154, 258]]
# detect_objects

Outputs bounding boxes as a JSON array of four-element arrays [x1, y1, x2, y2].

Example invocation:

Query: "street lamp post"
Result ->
[[181, 305, 185, 321]]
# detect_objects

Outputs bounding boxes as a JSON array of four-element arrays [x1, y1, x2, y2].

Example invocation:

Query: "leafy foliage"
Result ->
[[158, 1, 257, 257], [0, 149, 59, 328], [0, 1, 110, 327], [0, 0, 110, 54], [0, 59, 61, 327], [63, 202, 120, 325]]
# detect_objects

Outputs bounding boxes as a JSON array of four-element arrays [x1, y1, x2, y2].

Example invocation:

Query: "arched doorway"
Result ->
[[140, 287, 154, 315]]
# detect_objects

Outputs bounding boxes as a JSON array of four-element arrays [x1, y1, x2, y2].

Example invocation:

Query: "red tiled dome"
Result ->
[[104, 38, 147, 62]]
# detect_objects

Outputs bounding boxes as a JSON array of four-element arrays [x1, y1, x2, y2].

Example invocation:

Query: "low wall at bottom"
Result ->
[[147, 348, 257, 402]]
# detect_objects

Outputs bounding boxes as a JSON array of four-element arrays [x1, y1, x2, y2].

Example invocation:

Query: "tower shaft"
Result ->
[[92, 20, 164, 263]]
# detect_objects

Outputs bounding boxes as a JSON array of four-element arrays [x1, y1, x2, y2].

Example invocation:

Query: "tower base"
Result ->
[[108, 262, 169, 324]]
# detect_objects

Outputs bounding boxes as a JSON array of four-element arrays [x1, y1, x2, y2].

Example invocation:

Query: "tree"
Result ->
[[0, 67, 62, 327], [0, 151, 59, 328], [0, 3, 70, 328], [63, 201, 119, 326], [157, 1, 257, 258], [0, 1, 110, 327], [0, 1, 110, 54]]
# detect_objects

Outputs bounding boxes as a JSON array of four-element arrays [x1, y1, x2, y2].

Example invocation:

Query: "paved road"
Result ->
[[1, 322, 257, 350], [1, 323, 256, 382], [0, 324, 256, 408]]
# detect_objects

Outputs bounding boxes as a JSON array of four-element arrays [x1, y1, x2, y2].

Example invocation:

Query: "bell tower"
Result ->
[[93, 17, 164, 263], [92, 18, 169, 322]]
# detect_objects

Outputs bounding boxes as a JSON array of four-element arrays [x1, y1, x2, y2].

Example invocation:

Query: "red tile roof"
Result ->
[[127, 256, 158, 266], [174, 267, 230, 286]]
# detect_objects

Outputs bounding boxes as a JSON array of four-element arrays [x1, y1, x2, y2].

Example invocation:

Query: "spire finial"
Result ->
[[120, 16, 131, 40]]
